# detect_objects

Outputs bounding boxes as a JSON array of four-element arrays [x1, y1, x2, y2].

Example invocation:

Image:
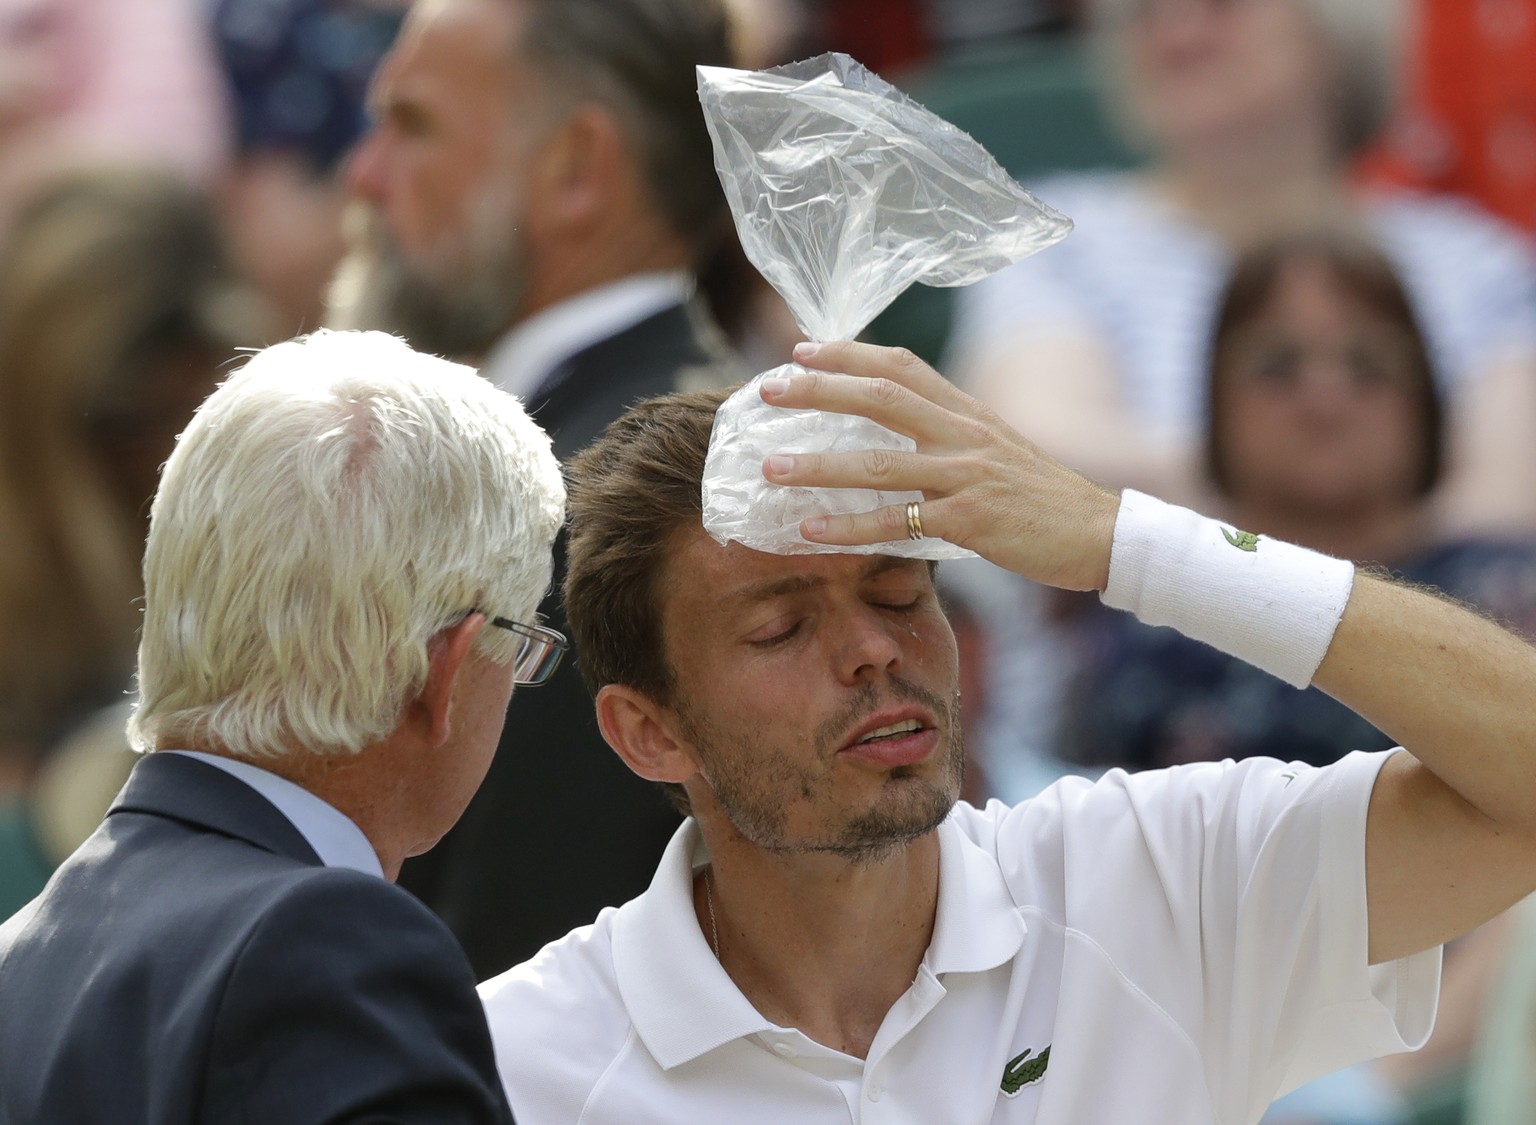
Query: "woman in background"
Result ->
[[949, 0, 1536, 537], [1060, 227, 1536, 771], [0, 167, 271, 913], [1047, 226, 1536, 1125]]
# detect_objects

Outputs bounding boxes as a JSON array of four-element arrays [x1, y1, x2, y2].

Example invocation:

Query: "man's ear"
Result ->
[[416, 613, 486, 747], [530, 104, 624, 233], [594, 684, 698, 785]]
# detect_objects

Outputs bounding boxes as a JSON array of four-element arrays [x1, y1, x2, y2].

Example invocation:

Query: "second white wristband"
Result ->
[[1100, 490, 1355, 688]]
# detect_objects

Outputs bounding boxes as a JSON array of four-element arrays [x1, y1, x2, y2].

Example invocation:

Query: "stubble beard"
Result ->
[[326, 196, 528, 361], [682, 677, 965, 867]]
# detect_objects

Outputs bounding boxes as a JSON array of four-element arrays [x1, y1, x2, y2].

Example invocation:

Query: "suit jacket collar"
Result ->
[[481, 272, 694, 403], [531, 298, 726, 413], [108, 752, 323, 867]]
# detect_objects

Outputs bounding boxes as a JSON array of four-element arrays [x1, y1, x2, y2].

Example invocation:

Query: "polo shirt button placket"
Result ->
[[865, 1083, 883, 1102], [771, 1041, 796, 1059]]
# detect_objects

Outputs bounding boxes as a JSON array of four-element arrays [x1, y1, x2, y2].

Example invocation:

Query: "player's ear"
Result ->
[[595, 684, 699, 785]]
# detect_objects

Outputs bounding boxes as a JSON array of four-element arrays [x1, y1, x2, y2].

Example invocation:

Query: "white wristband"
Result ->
[[1100, 490, 1355, 688]]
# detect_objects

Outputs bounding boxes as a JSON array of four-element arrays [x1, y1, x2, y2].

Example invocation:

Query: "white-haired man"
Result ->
[[0, 330, 563, 1124]]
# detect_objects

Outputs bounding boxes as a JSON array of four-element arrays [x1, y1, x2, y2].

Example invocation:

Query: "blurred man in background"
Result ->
[[331, 0, 745, 974]]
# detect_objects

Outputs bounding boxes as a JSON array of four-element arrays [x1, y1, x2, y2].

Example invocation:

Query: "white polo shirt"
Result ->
[[479, 751, 1440, 1125]]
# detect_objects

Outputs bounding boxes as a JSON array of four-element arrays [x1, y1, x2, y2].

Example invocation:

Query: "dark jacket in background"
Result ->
[[401, 299, 743, 977]]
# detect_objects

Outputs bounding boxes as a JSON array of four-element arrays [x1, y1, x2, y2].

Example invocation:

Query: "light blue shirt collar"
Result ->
[[164, 750, 384, 879]]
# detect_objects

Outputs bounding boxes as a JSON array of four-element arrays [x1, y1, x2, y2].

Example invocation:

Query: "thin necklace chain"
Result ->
[[704, 866, 721, 959]]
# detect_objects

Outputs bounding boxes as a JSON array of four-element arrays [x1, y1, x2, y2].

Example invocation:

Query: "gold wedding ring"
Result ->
[[906, 501, 924, 541]]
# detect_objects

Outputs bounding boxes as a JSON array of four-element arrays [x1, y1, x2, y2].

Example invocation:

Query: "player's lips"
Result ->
[[839, 708, 939, 768]]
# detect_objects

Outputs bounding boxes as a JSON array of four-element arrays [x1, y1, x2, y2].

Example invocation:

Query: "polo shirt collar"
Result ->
[[612, 810, 1026, 1071], [925, 814, 1028, 975], [612, 821, 774, 1069]]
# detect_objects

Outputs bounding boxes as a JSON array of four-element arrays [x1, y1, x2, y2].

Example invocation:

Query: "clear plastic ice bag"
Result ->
[[697, 52, 1072, 559]]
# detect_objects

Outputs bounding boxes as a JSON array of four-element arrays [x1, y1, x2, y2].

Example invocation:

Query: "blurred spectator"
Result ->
[[1057, 229, 1536, 774], [330, 0, 744, 977], [0, 167, 273, 913], [948, 0, 1536, 538], [0, 0, 228, 229], [211, 0, 408, 335], [1361, 0, 1536, 233]]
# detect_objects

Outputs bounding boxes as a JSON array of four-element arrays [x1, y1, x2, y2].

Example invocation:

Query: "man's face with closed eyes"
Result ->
[[656, 528, 964, 863]]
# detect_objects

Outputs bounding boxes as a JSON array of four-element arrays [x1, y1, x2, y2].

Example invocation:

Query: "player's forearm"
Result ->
[[1095, 491, 1536, 961], [1315, 572, 1536, 831], [1101, 492, 1536, 829]]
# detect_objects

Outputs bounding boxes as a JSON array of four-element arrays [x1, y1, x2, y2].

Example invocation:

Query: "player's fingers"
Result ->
[[788, 340, 974, 414], [798, 499, 941, 550], [760, 368, 974, 449], [763, 448, 972, 495]]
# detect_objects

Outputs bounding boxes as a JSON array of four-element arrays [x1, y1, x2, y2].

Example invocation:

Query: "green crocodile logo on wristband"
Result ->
[[1221, 527, 1260, 552]]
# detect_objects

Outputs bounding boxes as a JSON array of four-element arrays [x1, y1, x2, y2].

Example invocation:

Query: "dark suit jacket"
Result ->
[[0, 752, 513, 1124], [399, 298, 745, 977]]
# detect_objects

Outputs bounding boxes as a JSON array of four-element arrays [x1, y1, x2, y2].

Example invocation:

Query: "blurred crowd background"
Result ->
[[2, 2, 1534, 1123]]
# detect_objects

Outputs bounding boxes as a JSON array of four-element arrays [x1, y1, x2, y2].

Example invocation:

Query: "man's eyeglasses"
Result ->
[[476, 613, 569, 685]]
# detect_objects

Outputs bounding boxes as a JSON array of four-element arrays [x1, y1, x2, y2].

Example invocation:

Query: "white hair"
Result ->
[[128, 329, 565, 760], [1089, 0, 1407, 157]]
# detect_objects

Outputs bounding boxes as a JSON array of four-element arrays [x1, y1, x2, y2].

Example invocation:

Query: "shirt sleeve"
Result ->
[[988, 751, 1441, 1121]]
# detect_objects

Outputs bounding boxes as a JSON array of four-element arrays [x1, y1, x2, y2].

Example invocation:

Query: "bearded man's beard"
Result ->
[[326, 202, 527, 362]]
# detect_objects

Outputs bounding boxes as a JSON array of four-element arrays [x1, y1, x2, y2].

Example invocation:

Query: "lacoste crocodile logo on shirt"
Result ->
[[1000, 1045, 1051, 1097]]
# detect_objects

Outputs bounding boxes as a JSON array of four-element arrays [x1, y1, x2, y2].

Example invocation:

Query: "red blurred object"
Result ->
[[1360, 0, 1536, 233], [818, 0, 931, 74]]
